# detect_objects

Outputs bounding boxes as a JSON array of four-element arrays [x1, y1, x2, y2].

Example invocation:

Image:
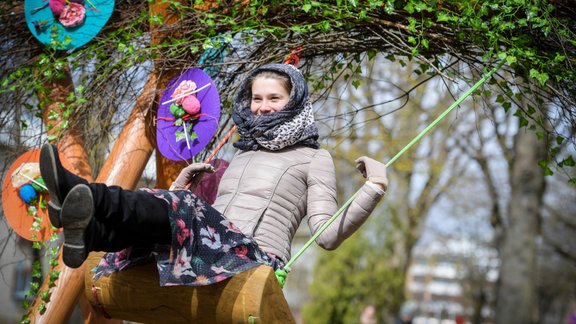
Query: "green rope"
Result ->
[[275, 59, 506, 287]]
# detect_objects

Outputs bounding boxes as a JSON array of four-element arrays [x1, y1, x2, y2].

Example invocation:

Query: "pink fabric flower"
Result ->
[[171, 80, 197, 105], [49, 0, 66, 17], [182, 95, 201, 115], [59, 3, 86, 28]]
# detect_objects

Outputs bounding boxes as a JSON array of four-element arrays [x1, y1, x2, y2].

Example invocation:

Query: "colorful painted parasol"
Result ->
[[156, 68, 221, 161], [24, 0, 115, 50], [1, 149, 75, 241]]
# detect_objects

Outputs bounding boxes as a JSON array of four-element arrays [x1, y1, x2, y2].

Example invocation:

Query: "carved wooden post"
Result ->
[[26, 64, 117, 323], [27, 1, 185, 322]]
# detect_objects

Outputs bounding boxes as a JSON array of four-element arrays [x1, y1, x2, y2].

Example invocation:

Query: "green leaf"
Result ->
[[414, 2, 430, 12], [384, 0, 395, 14], [367, 50, 377, 60], [554, 53, 566, 62], [20, 315, 31, 324], [320, 20, 331, 32], [352, 79, 361, 88], [30, 282, 39, 291], [407, 17, 417, 33], [190, 45, 200, 54], [560, 155, 575, 167], [404, 2, 414, 14], [538, 160, 554, 176], [50, 258, 59, 267], [63, 36, 73, 46], [175, 130, 185, 142], [529, 69, 549, 86], [40, 290, 51, 302], [38, 303, 47, 315], [303, 3, 312, 12], [421, 38, 429, 49], [437, 12, 451, 22], [49, 270, 60, 284]]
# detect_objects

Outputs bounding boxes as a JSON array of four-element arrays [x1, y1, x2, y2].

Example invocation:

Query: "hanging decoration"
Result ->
[[24, 0, 115, 50], [1, 149, 74, 241], [156, 68, 221, 161]]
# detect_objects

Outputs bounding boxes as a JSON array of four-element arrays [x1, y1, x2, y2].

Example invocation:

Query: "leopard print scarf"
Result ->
[[232, 64, 319, 151]]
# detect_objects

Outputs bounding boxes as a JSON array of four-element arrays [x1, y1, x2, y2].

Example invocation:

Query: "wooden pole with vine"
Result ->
[[24, 1, 185, 323], [22, 61, 109, 324]]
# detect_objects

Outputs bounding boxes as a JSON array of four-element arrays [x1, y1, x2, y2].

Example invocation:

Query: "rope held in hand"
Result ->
[[275, 59, 506, 287]]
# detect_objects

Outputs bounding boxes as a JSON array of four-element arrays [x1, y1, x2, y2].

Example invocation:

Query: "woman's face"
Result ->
[[250, 76, 290, 115]]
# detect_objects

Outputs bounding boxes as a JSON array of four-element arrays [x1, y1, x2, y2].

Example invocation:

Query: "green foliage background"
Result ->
[[1, 0, 574, 179]]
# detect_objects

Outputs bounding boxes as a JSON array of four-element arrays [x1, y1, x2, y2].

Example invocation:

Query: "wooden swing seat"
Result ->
[[84, 252, 295, 323]]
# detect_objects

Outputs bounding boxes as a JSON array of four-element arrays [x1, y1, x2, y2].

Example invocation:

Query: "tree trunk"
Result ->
[[495, 126, 547, 323]]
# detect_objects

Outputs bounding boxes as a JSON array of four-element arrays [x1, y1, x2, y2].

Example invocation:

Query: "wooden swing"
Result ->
[[83, 253, 295, 323], [79, 104, 295, 322]]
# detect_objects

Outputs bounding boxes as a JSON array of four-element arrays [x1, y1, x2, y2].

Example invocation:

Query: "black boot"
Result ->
[[60, 184, 94, 268], [60, 184, 173, 269], [39, 144, 88, 228]]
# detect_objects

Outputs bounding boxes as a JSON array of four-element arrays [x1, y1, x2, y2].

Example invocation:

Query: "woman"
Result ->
[[40, 63, 388, 286]]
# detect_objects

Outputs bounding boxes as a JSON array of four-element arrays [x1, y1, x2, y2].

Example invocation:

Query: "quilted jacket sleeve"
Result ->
[[306, 149, 385, 250]]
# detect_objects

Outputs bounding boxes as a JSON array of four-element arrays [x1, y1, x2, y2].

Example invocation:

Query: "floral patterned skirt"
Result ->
[[91, 188, 283, 286]]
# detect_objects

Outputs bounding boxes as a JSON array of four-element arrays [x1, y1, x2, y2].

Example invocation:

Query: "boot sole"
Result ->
[[40, 144, 63, 228], [61, 184, 93, 268]]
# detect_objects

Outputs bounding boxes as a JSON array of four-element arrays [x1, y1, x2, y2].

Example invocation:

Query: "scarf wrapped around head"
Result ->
[[232, 64, 320, 151]]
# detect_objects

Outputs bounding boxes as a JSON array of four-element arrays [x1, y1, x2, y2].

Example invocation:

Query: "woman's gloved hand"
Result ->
[[170, 163, 215, 190], [355, 156, 388, 192]]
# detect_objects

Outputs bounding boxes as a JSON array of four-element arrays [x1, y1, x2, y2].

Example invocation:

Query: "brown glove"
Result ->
[[355, 156, 388, 192], [170, 163, 215, 190]]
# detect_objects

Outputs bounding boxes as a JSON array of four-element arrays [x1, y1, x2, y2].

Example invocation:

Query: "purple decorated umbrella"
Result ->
[[157, 68, 221, 161]]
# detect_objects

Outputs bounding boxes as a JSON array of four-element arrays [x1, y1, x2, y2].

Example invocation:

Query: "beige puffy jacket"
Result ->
[[212, 145, 384, 263]]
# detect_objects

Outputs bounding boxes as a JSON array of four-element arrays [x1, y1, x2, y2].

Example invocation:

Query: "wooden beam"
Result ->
[[27, 64, 115, 324], [84, 253, 295, 323]]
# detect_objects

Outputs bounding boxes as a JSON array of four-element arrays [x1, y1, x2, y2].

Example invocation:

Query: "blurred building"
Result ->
[[402, 239, 498, 324]]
